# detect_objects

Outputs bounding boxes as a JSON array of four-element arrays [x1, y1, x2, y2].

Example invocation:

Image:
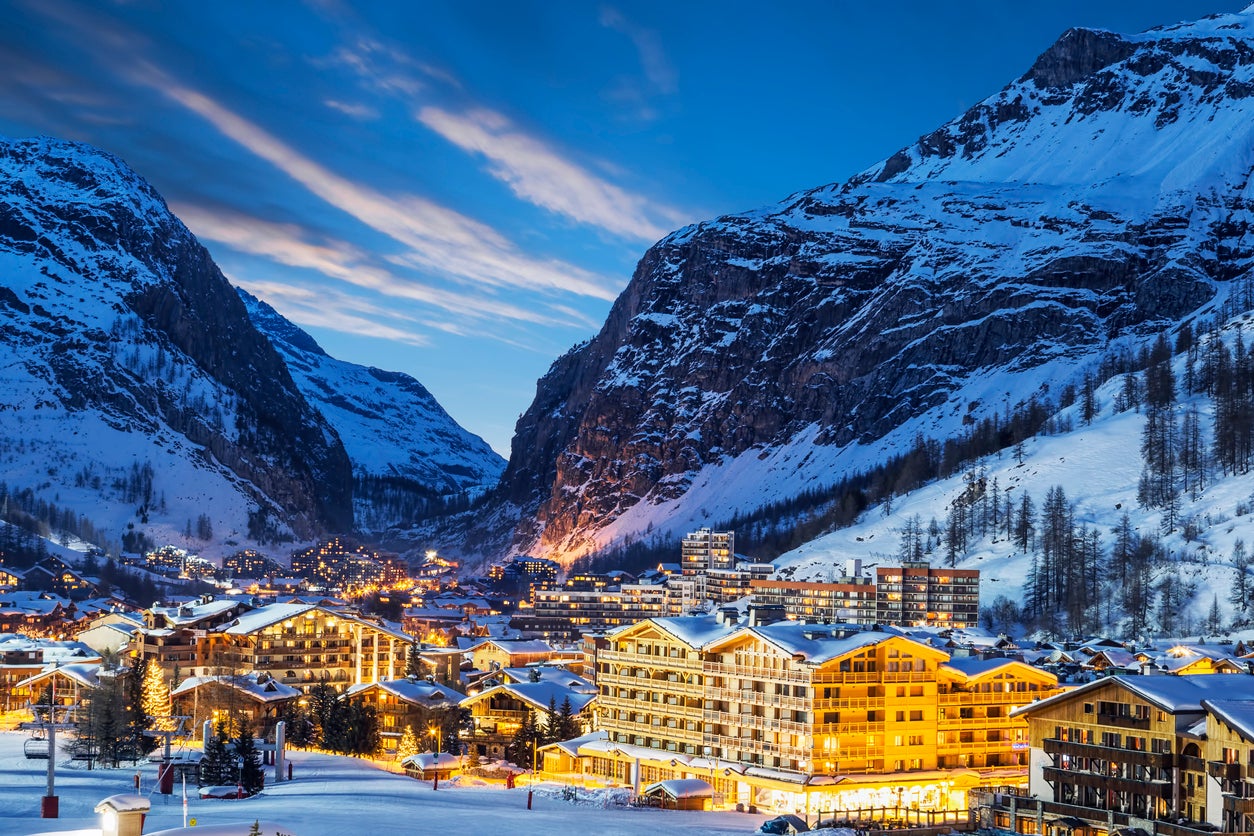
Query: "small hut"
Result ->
[[642, 778, 714, 811], [401, 751, 462, 781]]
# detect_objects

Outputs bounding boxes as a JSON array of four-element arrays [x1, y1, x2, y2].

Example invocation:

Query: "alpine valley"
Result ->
[[0, 136, 502, 556], [4, 8, 1254, 637]]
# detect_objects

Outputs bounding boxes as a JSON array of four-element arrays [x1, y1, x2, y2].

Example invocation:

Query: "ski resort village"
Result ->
[[10, 2, 1254, 836]]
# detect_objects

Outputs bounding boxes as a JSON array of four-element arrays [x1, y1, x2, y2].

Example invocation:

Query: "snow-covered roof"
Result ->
[[171, 673, 300, 703], [498, 666, 595, 692], [463, 680, 595, 715], [643, 778, 712, 799], [612, 614, 735, 648], [541, 730, 607, 758], [1017, 673, 1254, 718], [1085, 649, 1139, 669], [218, 603, 411, 641], [344, 678, 463, 706], [152, 598, 240, 626], [742, 622, 919, 664], [17, 661, 103, 689], [941, 656, 1043, 680], [95, 793, 150, 813], [469, 638, 554, 654], [401, 751, 461, 770], [1204, 699, 1254, 743]]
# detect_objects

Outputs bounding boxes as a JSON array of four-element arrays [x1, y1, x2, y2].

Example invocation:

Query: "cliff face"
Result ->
[[497, 10, 1254, 561], [0, 136, 352, 541]]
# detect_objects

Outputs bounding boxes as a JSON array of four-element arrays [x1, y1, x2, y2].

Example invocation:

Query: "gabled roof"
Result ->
[[540, 730, 607, 757], [219, 603, 411, 641], [468, 638, 554, 654], [1084, 649, 1139, 669], [17, 662, 103, 690], [644, 778, 713, 799], [344, 678, 464, 706], [1015, 673, 1254, 718], [1204, 699, 1254, 743], [151, 599, 242, 627], [941, 657, 1056, 683], [498, 666, 595, 693], [462, 680, 595, 715], [706, 622, 941, 667], [607, 614, 735, 648], [171, 673, 300, 703]]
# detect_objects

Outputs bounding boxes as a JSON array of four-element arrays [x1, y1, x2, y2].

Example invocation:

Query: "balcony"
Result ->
[[1043, 738, 1173, 769], [1095, 710, 1151, 730], [1222, 794, 1254, 814], [1042, 766, 1171, 800], [1178, 754, 1205, 773], [1209, 761, 1243, 782]]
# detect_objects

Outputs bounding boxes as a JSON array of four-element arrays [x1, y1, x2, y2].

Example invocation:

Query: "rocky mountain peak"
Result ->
[[480, 6, 1254, 565], [1022, 28, 1134, 89]]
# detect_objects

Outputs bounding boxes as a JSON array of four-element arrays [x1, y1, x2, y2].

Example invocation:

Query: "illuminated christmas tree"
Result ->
[[140, 659, 171, 728], [397, 724, 419, 760]]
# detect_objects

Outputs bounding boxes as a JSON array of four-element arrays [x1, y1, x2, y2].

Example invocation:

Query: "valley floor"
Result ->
[[0, 732, 767, 836]]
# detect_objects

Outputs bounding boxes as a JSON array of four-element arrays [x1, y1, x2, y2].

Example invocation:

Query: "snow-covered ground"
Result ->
[[0, 733, 767, 836]]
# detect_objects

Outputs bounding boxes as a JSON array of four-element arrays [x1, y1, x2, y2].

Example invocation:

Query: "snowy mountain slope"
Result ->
[[0, 136, 356, 553], [486, 6, 1254, 564], [775, 304, 1254, 640], [239, 288, 504, 527]]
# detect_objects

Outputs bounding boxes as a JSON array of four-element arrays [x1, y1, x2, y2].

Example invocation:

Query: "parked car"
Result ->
[[759, 815, 809, 834]]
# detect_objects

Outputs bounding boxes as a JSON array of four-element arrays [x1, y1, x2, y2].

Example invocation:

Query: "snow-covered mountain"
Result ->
[[488, 7, 1254, 564], [0, 136, 498, 556], [239, 289, 504, 530]]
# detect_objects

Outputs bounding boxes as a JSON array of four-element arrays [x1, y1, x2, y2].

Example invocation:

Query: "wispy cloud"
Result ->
[[323, 98, 378, 120], [419, 105, 687, 243], [599, 6, 677, 95], [227, 278, 435, 346], [130, 63, 621, 303], [173, 203, 598, 330]]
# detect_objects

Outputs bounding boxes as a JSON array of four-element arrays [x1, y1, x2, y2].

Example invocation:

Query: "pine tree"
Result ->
[[126, 658, 154, 756], [556, 696, 580, 741], [200, 721, 234, 786], [1014, 492, 1035, 553], [1230, 540, 1251, 621], [1206, 594, 1224, 635], [234, 723, 265, 794], [505, 709, 541, 770], [405, 642, 423, 678]]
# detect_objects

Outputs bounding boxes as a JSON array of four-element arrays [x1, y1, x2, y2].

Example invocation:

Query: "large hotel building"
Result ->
[[561, 611, 1058, 814]]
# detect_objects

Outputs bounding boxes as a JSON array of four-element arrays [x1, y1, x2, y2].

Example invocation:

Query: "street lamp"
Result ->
[[428, 723, 441, 754]]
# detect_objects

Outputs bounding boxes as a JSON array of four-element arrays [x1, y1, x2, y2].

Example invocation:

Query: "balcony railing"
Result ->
[[1043, 738, 1174, 769], [1095, 710, 1151, 730], [1209, 761, 1243, 782], [1042, 766, 1171, 800]]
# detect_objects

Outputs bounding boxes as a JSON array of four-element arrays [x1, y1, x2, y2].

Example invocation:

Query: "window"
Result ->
[[909, 711, 923, 721]]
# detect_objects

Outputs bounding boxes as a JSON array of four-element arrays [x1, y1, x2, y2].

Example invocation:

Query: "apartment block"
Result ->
[[876, 562, 980, 627], [681, 528, 735, 574], [750, 578, 877, 624]]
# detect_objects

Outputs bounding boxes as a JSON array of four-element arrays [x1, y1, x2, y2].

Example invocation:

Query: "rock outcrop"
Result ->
[[494, 8, 1254, 562]]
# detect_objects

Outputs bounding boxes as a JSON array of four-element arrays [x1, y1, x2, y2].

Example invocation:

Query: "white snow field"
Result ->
[[0, 732, 768, 836]]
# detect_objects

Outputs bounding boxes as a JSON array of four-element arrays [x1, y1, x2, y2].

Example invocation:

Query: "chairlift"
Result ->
[[24, 729, 50, 760]]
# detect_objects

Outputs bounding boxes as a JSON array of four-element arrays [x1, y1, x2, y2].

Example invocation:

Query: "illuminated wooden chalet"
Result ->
[[1002, 673, 1254, 835]]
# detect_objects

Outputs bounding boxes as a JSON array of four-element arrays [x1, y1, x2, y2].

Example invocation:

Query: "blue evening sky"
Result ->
[[0, 0, 1230, 455]]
